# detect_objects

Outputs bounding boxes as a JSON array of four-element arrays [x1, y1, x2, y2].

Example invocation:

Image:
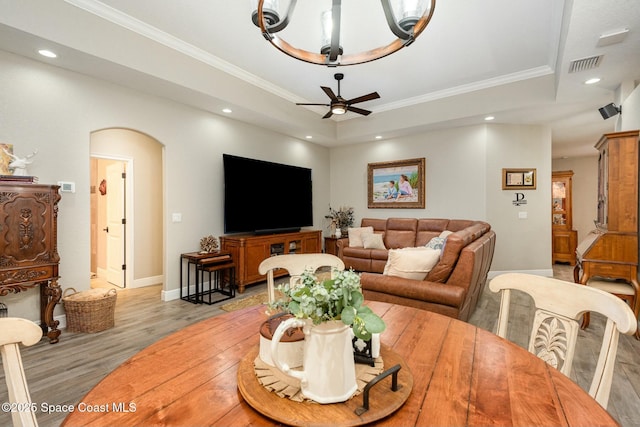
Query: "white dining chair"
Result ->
[[489, 273, 637, 409], [581, 277, 640, 340], [258, 253, 345, 303], [0, 317, 42, 427]]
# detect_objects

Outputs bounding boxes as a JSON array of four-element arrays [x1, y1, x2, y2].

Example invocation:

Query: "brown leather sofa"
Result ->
[[336, 218, 496, 321]]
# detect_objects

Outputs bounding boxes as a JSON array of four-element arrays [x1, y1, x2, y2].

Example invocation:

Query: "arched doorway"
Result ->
[[90, 129, 164, 290]]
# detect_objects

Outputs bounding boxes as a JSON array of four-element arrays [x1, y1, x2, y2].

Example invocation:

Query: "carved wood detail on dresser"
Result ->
[[0, 182, 62, 343]]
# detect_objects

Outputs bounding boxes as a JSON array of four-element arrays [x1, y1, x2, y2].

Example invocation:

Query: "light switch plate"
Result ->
[[518, 211, 528, 219]]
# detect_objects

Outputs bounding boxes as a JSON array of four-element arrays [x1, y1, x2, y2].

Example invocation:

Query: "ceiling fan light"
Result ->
[[251, 0, 281, 27], [331, 105, 347, 115]]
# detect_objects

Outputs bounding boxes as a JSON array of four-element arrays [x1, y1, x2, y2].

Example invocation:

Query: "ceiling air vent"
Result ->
[[568, 55, 603, 73]]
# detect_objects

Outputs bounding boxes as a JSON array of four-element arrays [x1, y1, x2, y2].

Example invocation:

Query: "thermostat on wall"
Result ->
[[58, 181, 76, 193]]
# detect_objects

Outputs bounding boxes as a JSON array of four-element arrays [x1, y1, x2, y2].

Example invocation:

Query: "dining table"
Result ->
[[62, 300, 619, 426]]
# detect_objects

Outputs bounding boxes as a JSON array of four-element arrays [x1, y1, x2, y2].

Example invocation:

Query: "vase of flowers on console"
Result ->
[[268, 269, 385, 404], [325, 206, 354, 237]]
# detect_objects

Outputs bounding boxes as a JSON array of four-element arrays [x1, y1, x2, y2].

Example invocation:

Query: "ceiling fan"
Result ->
[[297, 73, 380, 119]]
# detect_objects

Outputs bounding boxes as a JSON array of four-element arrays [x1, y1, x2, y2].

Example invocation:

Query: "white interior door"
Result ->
[[106, 162, 125, 287]]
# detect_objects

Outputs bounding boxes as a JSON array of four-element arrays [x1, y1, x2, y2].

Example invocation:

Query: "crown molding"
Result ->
[[375, 66, 554, 113], [63, 0, 303, 103]]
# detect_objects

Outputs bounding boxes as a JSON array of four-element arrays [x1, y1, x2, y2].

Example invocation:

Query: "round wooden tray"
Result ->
[[237, 344, 413, 427]]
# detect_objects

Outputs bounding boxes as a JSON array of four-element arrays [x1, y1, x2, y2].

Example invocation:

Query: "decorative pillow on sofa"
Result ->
[[425, 237, 446, 250], [348, 226, 374, 247], [363, 233, 386, 249], [425, 230, 453, 250], [383, 247, 441, 280]]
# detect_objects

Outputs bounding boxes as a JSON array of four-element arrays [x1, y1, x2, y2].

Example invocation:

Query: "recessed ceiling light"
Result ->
[[38, 49, 57, 58], [222, 108, 232, 113], [305, 135, 312, 139], [375, 135, 382, 139], [484, 116, 495, 121], [584, 78, 601, 85]]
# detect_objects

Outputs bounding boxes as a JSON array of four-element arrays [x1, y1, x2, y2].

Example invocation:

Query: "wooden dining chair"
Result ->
[[0, 318, 42, 427], [258, 253, 345, 303], [489, 273, 637, 409]]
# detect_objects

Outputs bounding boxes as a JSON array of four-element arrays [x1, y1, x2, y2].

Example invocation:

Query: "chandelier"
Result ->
[[251, 0, 436, 66]]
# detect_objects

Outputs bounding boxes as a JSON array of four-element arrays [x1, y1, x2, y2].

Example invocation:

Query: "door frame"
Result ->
[[91, 154, 134, 288]]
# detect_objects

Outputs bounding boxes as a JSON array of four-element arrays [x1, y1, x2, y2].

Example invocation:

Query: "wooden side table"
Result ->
[[324, 236, 339, 256], [200, 262, 235, 305]]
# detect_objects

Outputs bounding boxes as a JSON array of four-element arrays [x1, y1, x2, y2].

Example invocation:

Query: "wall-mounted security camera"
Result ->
[[598, 103, 621, 120]]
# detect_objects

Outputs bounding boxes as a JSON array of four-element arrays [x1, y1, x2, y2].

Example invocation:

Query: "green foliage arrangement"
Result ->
[[325, 206, 355, 231], [269, 269, 386, 341]]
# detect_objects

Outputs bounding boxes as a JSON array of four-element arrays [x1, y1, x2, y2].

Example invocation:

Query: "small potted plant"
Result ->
[[325, 206, 355, 237]]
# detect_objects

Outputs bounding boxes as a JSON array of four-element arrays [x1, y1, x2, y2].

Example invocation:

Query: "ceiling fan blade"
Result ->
[[347, 106, 372, 116], [296, 103, 330, 106], [346, 92, 380, 105], [322, 110, 333, 119], [321, 86, 339, 102]]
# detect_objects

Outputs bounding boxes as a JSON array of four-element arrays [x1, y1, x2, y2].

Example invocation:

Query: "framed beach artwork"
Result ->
[[368, 158, 425, 209]]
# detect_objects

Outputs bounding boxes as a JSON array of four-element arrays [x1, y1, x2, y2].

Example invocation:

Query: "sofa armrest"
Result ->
[[360, 272, 465, 308], [335, 237, 350, 258]]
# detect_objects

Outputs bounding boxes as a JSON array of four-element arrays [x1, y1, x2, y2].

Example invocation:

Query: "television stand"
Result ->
[[220, 230, 322, 293]]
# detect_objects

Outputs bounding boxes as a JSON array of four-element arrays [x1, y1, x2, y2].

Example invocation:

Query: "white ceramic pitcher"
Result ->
[[271, 317, 358, 404]]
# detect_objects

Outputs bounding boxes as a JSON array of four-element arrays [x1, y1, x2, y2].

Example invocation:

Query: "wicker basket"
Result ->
[[63, 288, 117, 333]]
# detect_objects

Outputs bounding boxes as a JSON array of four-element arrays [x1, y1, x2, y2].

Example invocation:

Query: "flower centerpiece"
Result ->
[[325, 206, 355, 237], [268, 268, 386, 403], [269, 269, 385, 340]]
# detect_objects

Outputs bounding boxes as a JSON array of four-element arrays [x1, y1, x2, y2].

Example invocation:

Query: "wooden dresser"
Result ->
[[0, 182, 62, 343], [574, 130, 639, 291]]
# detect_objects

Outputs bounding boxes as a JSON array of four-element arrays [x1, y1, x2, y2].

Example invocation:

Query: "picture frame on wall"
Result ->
[[368, 157, 425, 208], [502, 168, 536, 190]]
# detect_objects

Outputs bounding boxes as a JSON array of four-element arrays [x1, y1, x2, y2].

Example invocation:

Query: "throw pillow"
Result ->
[[363, 233, 386, 249], [439, 230, 453, 238], [425, 236, 446, 250], [348, 226, 374, 247], [383, 247, 441, 280]]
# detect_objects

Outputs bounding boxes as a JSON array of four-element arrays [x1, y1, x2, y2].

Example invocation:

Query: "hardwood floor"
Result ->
[[1, 266, 639, 426]]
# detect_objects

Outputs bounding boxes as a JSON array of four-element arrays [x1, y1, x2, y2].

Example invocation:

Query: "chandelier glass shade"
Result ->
[[251, 0, 436, 66]]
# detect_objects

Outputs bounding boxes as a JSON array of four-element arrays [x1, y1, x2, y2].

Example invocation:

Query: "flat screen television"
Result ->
[[223, 154, 313, 234]]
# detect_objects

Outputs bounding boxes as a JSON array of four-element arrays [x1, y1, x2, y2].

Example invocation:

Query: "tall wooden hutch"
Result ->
[[574, 130, 639, 294], [0, 182, 62, 343], [552, 170, 577, 264]]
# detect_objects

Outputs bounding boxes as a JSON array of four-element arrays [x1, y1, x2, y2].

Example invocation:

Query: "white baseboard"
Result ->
[[162, 288, 181, 301], [131, 275, 163, 289]]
